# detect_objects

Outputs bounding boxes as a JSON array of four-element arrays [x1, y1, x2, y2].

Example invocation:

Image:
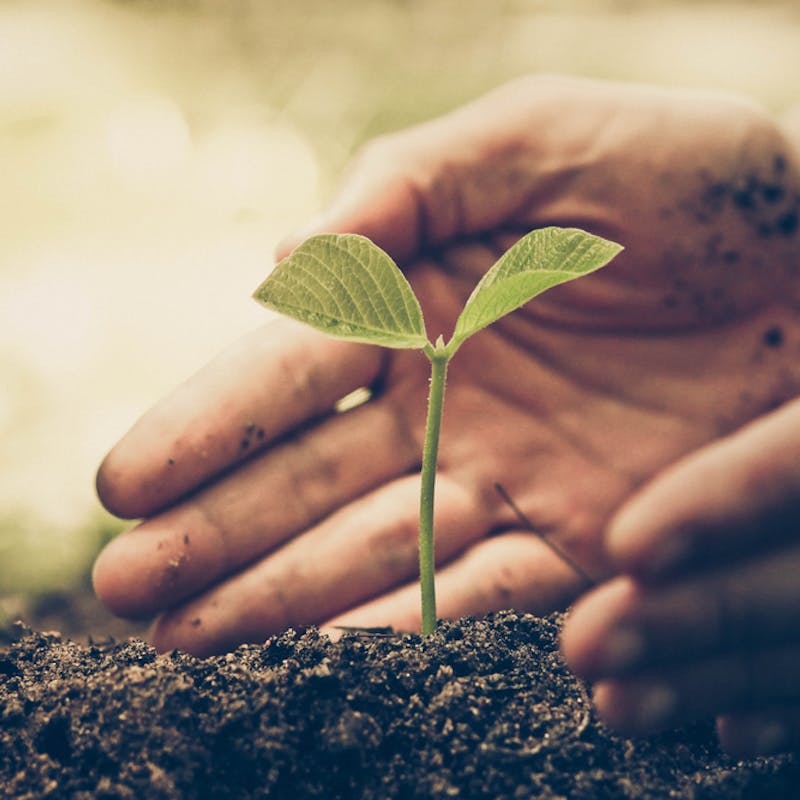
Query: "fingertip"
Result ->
[[590, 681, 620, 726], [95, 447, 141, 521], [96, 431, 177, 520], [92, 531, 152, 619], [93, 517, 200, 620], [604, 500, 649, 571], [560, 577, 640, 678], [274, 214, 330, 261], [607, 500, 696, 582]]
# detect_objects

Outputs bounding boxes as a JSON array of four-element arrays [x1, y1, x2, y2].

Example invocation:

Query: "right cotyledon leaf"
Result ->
[[450, 227, 623, 349], [253, 233, 429, 350]]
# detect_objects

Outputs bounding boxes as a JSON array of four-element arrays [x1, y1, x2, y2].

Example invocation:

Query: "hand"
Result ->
[[561, 397, 800, 758], [93, 75, 800, 656], [561, 96, 800, 758]]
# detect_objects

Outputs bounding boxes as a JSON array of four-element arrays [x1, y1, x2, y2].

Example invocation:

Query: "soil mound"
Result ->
[[1, 611, 797, 799]]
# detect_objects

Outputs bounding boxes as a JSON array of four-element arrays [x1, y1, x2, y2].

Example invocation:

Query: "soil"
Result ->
[[1, 610, 798, 799]]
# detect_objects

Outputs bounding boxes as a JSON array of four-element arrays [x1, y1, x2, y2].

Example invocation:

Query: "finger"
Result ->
[[717, 709, 800, 757], [591, 643, 800, 736], [93, 392, 419, 619], [321, 531, 590, 636], [606, 397, 800, 581], [562, 542, 800, 680], [96, 317, 385, 519], [148, 474, 490, 656]]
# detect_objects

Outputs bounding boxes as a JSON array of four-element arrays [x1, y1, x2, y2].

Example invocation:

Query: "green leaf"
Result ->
[[253, 233, 428, 349], [450, 227, 623, 348]]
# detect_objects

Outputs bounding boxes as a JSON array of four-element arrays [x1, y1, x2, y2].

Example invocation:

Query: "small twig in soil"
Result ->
[[494, 483, 596, 590], [331, 625, 396, 637]]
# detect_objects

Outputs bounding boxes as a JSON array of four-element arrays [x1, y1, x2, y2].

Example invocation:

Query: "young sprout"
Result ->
[[253, 228, 622, 636]]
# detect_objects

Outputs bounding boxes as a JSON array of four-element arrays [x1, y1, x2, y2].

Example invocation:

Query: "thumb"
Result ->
[[276, 74, 590, 264], [275, 138, 424, 262]]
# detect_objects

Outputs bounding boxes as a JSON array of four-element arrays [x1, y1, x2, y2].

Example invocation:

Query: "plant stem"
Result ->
[[419, 343, 449, 636]]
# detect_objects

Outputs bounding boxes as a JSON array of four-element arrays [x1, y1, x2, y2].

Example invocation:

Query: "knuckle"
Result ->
[[276, 346, 323, 407], [282, 438, 338, 525], [372, 515, 420, 577]]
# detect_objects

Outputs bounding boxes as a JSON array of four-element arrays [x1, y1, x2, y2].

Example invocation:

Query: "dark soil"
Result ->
[[1, 611, 797, 799]]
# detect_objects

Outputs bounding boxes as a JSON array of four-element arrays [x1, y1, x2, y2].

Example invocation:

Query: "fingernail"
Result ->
[[752, 720, 788, 756], [635, 684, 677, 731], [601, 628, 646, 673]]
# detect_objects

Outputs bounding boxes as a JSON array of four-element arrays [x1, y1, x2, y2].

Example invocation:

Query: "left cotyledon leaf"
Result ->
[[253, 233, 429, 349]]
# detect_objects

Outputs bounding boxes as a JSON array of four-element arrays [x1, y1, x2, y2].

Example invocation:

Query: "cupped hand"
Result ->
[[93, 75, 800, 657], [561, 397, 800, 757]]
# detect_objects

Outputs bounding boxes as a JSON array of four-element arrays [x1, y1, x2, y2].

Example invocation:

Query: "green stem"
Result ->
[[419, 343, 449, 636]]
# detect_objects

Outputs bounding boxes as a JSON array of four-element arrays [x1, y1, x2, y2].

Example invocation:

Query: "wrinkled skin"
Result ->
[[94, 76, 800, 756]]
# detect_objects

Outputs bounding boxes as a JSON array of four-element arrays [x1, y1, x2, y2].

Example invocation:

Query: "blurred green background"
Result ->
[[2, 0, 799, 632]]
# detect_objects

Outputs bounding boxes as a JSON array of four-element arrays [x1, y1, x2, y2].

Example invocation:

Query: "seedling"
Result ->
[[253, 228, 622, 635]]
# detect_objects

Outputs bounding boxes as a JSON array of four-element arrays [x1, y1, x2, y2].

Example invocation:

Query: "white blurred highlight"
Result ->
[[0, 6, 322, 589], [106, 94, 192, 188]]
